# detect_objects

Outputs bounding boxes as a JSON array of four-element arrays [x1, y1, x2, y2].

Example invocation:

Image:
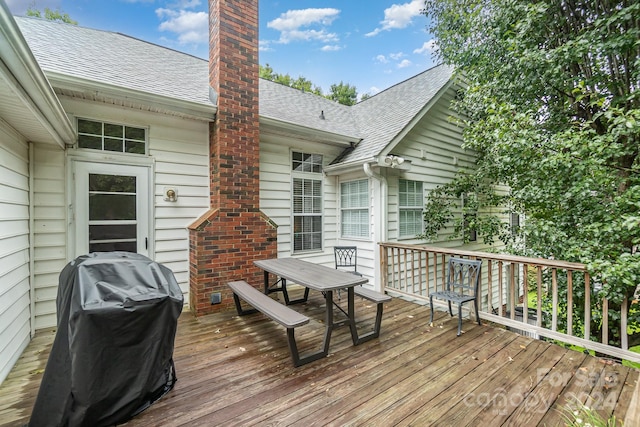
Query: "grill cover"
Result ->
[[30, 252, 184, 427]]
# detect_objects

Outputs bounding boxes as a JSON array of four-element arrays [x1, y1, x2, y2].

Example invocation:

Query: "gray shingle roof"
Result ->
[[345, 64, 454, 164], [260, 79, 361, 139], [15, 16, 211, 107], [14, 16, 453, 166]]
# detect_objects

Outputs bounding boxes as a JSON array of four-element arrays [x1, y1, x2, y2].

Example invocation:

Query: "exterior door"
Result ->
[[74, 161, 150, 257]]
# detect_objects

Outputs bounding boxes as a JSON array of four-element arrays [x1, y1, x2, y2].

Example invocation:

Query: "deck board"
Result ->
[[0, 289, 638, 427]]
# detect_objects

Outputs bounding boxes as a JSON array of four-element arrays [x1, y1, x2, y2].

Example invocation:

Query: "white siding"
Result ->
[[259, 131, 344, 268], [0, 125, 31, 385], [386, 87, 499, 253], [32, 144, 66, 329], [26, 99, 212, 329]]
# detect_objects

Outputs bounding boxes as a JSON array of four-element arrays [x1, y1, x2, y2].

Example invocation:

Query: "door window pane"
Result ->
[[88, 173, 138, 253]]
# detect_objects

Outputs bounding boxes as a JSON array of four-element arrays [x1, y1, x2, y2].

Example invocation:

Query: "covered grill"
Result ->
[[30, 252, 183, 427]]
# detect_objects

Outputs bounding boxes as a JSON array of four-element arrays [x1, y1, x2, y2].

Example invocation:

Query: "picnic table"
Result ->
[[249, 258, 390, 365]]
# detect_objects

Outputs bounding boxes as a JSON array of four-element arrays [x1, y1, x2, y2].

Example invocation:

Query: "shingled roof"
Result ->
[[15, 16, 454, 166]]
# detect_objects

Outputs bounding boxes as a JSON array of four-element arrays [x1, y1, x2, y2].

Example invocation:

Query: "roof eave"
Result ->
[[260, 115, 362, 148], [379, 79, 456, 158], [0, 4, 75, 148], [46, 72, 218, 121]]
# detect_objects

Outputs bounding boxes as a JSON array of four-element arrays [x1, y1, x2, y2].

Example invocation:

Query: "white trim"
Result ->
[[69, 157, 153, 260], [47, 72, 216, 122], [0, 3, 75, 147]]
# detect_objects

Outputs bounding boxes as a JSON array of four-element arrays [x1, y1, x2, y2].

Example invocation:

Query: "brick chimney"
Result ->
[[188, 0, 277, 315]]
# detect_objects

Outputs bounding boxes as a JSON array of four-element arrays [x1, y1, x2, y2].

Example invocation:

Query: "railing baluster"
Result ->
[[567, 270, 573, 336], [621, 297, 628, 351], [602, 297, 609, 345], [523, 263, 529, 325], [487, 260, 492, 313], [584, 272, 590, 341], [498, 261, 506, 317], [536, 266, 542, 327], [509, 263, 516, 320], [552, 268, 558, 332]]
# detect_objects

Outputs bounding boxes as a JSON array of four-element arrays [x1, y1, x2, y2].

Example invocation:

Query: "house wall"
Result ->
[[30, 97, 211, 330], [334, 170, 377, 280], [385, 86, 509, 308], [386, 86, 498, 252], [259, 131, 348, 269], [0, 124, 31, 384]]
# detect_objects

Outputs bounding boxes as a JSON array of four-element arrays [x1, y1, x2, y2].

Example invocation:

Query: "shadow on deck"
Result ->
[[1, 289, 638, 426]]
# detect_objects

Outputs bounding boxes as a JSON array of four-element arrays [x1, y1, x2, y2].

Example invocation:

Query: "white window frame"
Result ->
[[291, 151, 323, 253], [77, 118, 147, 155], [340, 179, 369, 238], [398, 179, 424, 238]]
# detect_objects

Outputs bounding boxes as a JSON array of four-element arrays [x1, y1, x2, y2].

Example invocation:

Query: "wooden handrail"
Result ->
[[379, 242, 640, 364]]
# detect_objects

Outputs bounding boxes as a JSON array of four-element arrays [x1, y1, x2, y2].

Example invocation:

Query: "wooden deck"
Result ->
[[1, 289, 639, 426]]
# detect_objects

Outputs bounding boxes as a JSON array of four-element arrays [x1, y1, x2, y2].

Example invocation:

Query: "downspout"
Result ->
[[364, 163, 387, 292], [28, 141, 35, 338]]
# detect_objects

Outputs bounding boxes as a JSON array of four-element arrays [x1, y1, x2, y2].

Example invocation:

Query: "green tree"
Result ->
[[420, 0, 640, 347], [259, 64, 323, 97], [26, 5, 77, 24], [327, 81, 358, 106]]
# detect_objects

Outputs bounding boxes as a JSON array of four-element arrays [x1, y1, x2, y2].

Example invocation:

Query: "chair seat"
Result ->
[[431, 290, 476, 304]]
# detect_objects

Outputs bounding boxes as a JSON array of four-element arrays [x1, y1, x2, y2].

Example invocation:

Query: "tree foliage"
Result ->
[[26, 5, 77, 24], [326, 81, 358, 106], [421, 0, 640, 345], [259, 64, 324, 96], [259, 64, 360, 106]]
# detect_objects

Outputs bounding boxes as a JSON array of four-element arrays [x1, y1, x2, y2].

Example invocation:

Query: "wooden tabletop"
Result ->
[[254, 258, 368, 292]]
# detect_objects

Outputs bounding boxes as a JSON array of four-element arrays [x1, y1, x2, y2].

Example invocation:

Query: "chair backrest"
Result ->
[[446, 257, 482, 296], [334, 246, 358, 273]]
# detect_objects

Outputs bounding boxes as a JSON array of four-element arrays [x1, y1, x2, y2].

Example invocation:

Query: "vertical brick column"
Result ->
[[188, 0, 277, 316]]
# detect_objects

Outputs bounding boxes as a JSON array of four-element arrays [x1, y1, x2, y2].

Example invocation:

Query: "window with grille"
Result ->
[[292, 152, 323, 252], [399, 179, 423, 237], [77, 118, 147, 154], [341, 179, 369, 238]]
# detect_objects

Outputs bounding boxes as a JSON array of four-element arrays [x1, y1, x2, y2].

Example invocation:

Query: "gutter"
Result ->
[[363, 162, 387, 292], [47, 73, 217, 122]]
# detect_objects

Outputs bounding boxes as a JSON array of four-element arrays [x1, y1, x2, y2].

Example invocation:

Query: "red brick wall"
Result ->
[[188, 0, 277, 316]]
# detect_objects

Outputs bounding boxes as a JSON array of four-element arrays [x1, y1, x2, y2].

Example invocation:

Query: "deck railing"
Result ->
[[380, 242, 640, 364]]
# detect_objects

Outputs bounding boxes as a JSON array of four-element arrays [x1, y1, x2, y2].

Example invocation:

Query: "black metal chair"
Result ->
[[334, 246, 362, 277], [429, 257, 482, 336], [334, 246, 362, 299]]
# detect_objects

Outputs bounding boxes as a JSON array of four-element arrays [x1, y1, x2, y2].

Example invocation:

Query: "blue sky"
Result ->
[[6, 0, 438, 97]]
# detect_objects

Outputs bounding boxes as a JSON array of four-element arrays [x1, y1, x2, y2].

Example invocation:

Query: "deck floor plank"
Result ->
[[0, 290, 638, 427]]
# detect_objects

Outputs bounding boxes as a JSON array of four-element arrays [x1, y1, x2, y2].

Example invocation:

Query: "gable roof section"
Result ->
[[12, 17, 455, 161], [260, 79, 362, 146], [15, 16, 215, 120], [0, 5, 74, 148], [337, 64, 455, 166]]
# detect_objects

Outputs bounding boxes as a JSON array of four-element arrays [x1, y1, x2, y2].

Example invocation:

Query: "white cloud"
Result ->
[[259, 40, 273, 52], [321, 45, 342, 52], [389, 52, 405, 61], [366, 0, 424, 37], [375, 55, 389, 64], [398, 59, 412, 68], [267, 8, 341, 44], [414, 39, 437, 55], [156, 8, 208, 44]]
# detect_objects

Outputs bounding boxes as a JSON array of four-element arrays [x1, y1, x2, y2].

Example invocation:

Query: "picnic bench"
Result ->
[[353, 286, 392, 341], [228, 280, 313, 367]]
